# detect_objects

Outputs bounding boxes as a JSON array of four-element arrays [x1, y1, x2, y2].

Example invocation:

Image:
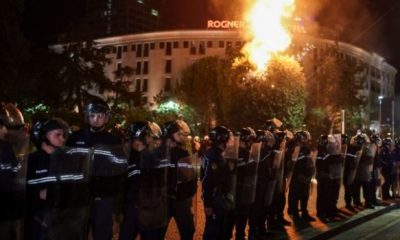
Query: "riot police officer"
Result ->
[[316, 134, 330, 219], [202, 125, 237, 240], [0, 104, 27, 240], [160, 120, 196, 240], [352, 133, 377, 209], [380, 138, 395, 200], [133, 121, 168, 240], [343, 133, 365, 209], [287, 130, 316, 221], [119, 121, 167, 240], [234, 127, 258, 240], [25, 118, 70, 240], [248, 129, 275, 239], [317, 134, 343, 218], [67, 99, 122, 240], [118, 121, 145, 240]]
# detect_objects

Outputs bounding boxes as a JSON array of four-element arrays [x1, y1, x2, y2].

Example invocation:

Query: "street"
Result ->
[[327, 207, 400, 240]]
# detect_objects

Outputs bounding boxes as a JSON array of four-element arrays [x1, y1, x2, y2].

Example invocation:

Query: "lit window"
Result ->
[[151, 9, 158, 16]]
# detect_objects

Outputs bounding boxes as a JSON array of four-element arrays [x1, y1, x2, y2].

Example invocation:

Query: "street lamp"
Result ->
[[378, 95, 384, 134]]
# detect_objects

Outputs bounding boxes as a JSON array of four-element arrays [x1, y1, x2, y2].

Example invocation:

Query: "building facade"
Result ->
[[84, 0, 160, 38], [91, 30, 396, 120]]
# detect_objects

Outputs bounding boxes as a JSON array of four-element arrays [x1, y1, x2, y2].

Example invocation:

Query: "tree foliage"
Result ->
[[177, 56, 233, 132], [305, 50, 365, 135], [176, 53, 307, 133]]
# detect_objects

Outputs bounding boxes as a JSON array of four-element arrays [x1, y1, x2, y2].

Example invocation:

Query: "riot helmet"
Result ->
[[295, 130, 310, 144], [85, 99, 110, 131], [237, 127, 256, 149], [238, 127, 256, 143], [86, 99, 110, 115], [161, 119, 191, 142], [0, 103, 25, 129], [209, 125, 232, 147], [31, 118, 69, 150], [263, 118, 283, 131], [318, 134, 328, 149], [370, 134, 382, 146], [382, 138, 393, 148], [274, 130, 286, 142], [256, 129, 275, 149], [352, 133, 368, 147], [127, 121, 162, 144]]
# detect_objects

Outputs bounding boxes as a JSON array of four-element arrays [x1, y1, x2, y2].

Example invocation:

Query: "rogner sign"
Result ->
[[207, 20, 246, 29]]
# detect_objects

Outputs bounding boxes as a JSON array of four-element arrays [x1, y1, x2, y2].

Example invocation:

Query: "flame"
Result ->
[[241, 0, 296, 74]]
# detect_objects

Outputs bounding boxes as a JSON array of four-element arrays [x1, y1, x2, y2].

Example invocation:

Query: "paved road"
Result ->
[[327, 208, 400, 240]]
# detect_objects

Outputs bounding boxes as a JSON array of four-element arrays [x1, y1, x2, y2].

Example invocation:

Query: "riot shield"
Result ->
[[273, 139, 287, 195], [285, 144, 301, 187], [344, 149, 363, 185], [236, 142, 261, 205], [327, 134, 343, 180], [264, 138, 286, 207], [176, 149, 196, 198], [392, 161, 400, 197], [41, 146, 92, 240], [90, 145, 129, 198], [0, 137, 28, 240], [220, 135, 239, 211], [355, 143, 377, 182], [137, 144, 169, 230]]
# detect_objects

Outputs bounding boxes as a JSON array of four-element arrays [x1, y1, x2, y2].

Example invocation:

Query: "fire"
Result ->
[[240, 0, 295, 74]]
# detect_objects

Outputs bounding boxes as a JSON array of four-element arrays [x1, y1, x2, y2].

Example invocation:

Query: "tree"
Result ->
[[0, 0, 29, 102], [176, 53, 307, 133], [26, 40, 127, 115], [305, 49, 364, 135], [228, 55, 306, 130], [177, 56, 234, 133]]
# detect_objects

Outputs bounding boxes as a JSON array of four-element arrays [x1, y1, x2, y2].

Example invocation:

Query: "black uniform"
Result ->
[[67, 128, 122, 240], [0, 139, 25, 240], [249, 144, 274, 239], [343, 145, 361, 207], [380, 146, 395, 199], [161, 145, 196, 240], [25, 149, 52, 240], [352, 144, 377, 209], [316, 147, 330, 218], [136, 144, 169, 240], [118, 149, 140, 240], [234, 146, 256, 240], [288, 146, 315, 219], [202, 146, 236, 240]]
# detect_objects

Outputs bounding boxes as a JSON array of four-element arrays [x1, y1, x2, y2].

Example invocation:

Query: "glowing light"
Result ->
[[156, 100, 180, 112], [240, 0, 296, 74]]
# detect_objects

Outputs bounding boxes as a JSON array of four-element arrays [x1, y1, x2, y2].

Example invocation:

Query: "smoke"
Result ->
[[208, 0, 251, 20], [297, 0, 384, 51], [207, 0, 388, 56]]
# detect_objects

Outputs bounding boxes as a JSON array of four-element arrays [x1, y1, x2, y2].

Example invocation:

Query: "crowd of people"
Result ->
[[1, 100, 400, 240]]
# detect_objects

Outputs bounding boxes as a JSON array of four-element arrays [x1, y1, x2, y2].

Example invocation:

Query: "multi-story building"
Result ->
[[92, 29, 396, 111], [53, 23, 396, 129], [84, 0, 160, 38], [294, 33, 397, 128]]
